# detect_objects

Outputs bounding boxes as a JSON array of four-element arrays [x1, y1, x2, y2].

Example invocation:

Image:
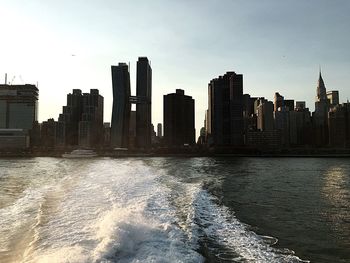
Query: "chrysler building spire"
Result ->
[[316, 69, 327, 102]]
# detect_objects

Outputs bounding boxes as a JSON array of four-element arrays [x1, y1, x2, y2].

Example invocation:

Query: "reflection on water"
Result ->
[[322, 165, 350, 245]]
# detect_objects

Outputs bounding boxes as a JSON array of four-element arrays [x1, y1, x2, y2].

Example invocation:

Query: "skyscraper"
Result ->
[[313, 71, 329, 146], [207, 71, 243, 146], [58, 89, 104, 147], [58, 89, 82, 146], [274, 92, 284, 111], [79, 89, 104, 147], [111, 63, 131, 148], [164, 89, 195, 146], [0, 84, 38, 130], [136, 57, 152, 149], [256, 98, 274, 131]]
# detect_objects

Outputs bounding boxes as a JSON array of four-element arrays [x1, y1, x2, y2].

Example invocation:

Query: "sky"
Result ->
[[1, 0, 350, 137]]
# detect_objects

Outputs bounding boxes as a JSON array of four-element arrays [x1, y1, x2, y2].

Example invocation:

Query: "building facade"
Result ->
[[110, 57, 152, 149], [328, 103, 350, 147], [0, 84, 38, 130], [164, 89, 195, 146], [207, 71, 244, 146], [313, 71, 329, 146], [136, 57, 152, 149], [111, 63, 131, 148], [58, 89, 104, 148]]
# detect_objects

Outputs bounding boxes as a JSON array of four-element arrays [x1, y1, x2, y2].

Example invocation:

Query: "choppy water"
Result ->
[[0, 157, 349, 263]]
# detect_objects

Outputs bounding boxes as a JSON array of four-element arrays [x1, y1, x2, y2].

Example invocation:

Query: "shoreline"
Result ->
[[2, 150, 350, 158]]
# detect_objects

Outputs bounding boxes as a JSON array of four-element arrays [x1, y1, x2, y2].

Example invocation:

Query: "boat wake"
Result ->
[[0, 158, 309, 263]]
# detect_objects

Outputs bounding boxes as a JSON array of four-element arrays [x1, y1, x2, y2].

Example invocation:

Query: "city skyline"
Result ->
[[1, 0, 350, 136]]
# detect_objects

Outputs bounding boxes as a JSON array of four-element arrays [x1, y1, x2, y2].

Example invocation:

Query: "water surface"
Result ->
[[0, 157, 348, 262]]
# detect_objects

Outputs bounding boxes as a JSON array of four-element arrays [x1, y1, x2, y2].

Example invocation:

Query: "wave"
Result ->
[[0, 158, 309, 263]]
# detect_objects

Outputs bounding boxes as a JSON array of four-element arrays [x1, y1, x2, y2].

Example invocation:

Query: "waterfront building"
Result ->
[[164, 89, 195, 146], [41, 118, 57, 148], [328, 103, 350, 147], [0, 129, 29, 150], [296, 105, 313, 146], [274, 107, 290, 146], [58, 89, 104, 148], [136, 57, 152, 149], [111, 63, 131, 148], [78, 89, 104, 147], [207, 71, 244, 146], [246, 130, 282, 149], [0, 84, 38, 130], [110, 57, 152, 149], [58, 89, 83, 146]]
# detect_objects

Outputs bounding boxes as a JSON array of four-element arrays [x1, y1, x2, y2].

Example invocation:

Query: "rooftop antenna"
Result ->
[[5, 73, 7, 85]]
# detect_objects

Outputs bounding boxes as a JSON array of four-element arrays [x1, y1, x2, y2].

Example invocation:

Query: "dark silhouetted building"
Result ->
[[164, 89, 195, 146], [246, 130, 282, 149], [328, 103, 350, 147], [295, 101, 306, 111], [58, 89, 104, 148], [207, 71, 243, 146], [58, 89, 83, 146], [0, 84, 38, 130], [78, 89, 104, 147], [111, 63, 131, 148], [110, 57, 152, 150], [284, 99, 294, 111], [274, 106, 290, 146], [136, 57, 152, 149], [41, 118, 57, 148]]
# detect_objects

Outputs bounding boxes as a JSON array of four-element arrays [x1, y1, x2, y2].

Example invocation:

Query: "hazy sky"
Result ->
[[1, 0, 350, 136]]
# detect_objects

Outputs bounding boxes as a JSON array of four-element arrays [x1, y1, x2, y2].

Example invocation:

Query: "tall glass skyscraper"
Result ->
[[111, 57, 152, 149], [110, 63, 131, 148], [136, 57, 152, 149]]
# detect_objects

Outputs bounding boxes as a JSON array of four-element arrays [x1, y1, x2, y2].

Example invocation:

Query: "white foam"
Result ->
[[0, 158, 308, 263], [22, 159, 203, 263], [189, 189, 309, 263]]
